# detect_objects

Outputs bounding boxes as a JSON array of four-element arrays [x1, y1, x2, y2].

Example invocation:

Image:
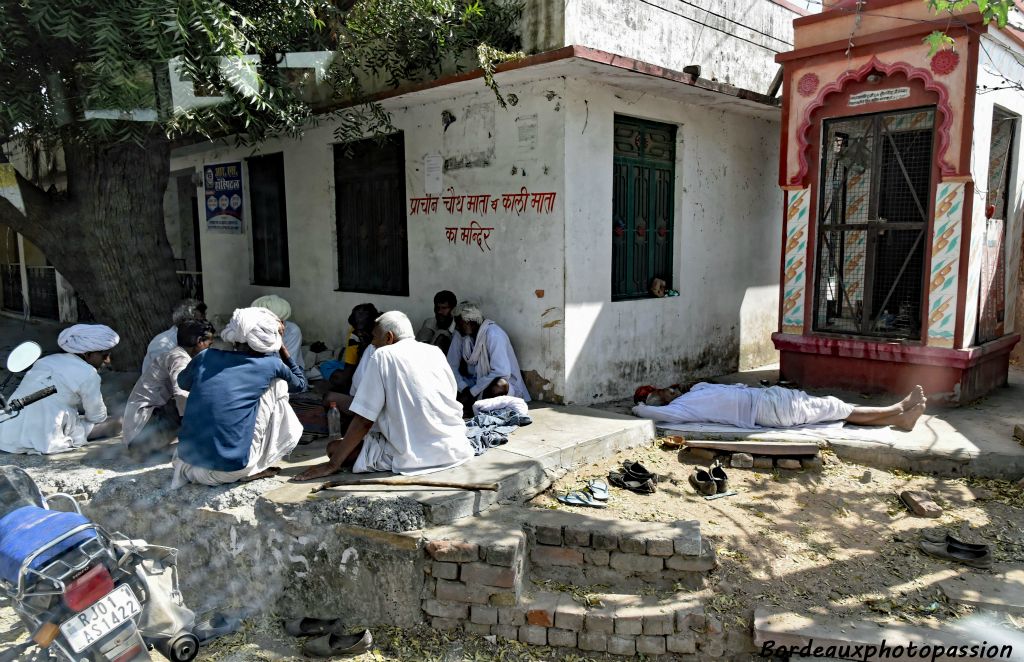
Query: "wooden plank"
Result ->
[[683, 440, 819, 456]]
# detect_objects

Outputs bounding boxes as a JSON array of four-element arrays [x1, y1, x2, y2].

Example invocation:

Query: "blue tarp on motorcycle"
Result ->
[[0, 506, 96, 584]]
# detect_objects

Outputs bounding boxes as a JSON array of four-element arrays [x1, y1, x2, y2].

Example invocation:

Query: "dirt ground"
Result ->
[[532, 439, 1024, 639]]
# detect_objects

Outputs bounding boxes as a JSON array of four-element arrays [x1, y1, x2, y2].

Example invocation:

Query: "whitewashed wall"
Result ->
[[974, 32, 1024, 357], [170, 77, 570, 398], [561, 77, 783, 403]]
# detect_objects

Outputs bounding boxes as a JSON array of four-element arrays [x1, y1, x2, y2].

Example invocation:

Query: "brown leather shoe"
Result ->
[[918, 540, 992, 569], [688, 469, 717, 496]]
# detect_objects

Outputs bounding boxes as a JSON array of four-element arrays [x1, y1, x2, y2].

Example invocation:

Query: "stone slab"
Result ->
[[683, 440, 819, 456], [753, 606, 1023, 661], [939, 566, 1024, 614]]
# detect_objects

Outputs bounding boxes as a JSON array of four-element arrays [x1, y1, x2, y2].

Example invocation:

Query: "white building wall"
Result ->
[[170, 78, 570, 398], [973, 32, 1024, 354], [561, 77, 782, 403]]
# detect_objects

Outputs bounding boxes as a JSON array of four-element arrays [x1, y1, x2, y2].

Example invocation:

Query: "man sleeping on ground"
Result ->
[[632, 383, 927, 431]]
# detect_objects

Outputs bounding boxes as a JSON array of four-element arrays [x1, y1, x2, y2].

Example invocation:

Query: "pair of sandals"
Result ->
[[283, 618, 373, 657], [918, 531, 993, 569], [557, 479, 610, 507], [608, 461, 659, 495], [689, 461, 729, 496]]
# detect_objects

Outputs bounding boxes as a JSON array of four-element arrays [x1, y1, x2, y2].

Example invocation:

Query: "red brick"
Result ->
[[426, 540, 480, 562], [531, 546, 584, 567], [524, 592, 559, 627], [435, 579, 493, 605], [460, 562, 516, 588]]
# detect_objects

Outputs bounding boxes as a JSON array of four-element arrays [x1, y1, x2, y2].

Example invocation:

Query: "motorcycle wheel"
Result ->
[[155, 633, 200, 662]]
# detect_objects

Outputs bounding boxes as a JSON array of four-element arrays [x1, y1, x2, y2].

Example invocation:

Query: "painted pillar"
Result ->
[[925, 180, 965, 348], [781, 188, 811, 335]]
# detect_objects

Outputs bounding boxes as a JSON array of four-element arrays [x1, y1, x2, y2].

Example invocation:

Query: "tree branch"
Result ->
[[0, 167, 63, 248]]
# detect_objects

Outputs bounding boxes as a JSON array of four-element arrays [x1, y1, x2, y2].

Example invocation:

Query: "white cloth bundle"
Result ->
[[462, 319, 495, 377], [57, 324, 119, 354], [251, 294, 292, 321], [220, 307, 282, 354]]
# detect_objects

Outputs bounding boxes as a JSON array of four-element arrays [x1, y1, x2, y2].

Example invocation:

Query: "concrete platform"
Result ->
[[605, 364, 1024, 479]]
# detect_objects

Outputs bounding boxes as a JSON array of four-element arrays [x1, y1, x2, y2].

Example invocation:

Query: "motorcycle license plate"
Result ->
[[59, 584, 141, 653]]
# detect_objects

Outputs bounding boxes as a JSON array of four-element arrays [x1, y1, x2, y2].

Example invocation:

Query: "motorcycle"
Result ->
[[0, 342, 200, 662]]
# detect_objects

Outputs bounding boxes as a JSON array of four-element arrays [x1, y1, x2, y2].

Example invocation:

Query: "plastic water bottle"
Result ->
[[327, 402, 342, 438]]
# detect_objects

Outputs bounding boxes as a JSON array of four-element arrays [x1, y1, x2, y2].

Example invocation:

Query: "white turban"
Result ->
[[58, 324, 120, 354], [221, 307, 282, 354], [453, 301, 484, 324], [250, 294, 291, 322]]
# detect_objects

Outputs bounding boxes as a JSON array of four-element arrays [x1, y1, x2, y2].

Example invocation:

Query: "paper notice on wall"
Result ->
[[0, 165, 26, 213], [516, 114, 538, 154], [424, 154, 443, 194], [203, 162, 244, 234], [848, 87, 910, 107]]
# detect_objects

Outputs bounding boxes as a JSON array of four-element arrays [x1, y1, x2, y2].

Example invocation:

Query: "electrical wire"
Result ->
[[633, 0, 786, 53]]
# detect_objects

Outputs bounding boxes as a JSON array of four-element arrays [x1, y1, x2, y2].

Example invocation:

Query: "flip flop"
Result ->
[[303, 629, 373, 658], [283, 617, 341, 637], [557, 491, 608, 508], [585, 479, 609, 501], [193, 612, 242, 645]]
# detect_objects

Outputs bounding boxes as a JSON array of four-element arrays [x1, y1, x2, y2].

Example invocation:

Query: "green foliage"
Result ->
[[924, 0, 1014, 54], [0, 0, 523, 153]]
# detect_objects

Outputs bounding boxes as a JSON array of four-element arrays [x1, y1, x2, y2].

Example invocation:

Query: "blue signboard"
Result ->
[[203, 162, 244, 233]]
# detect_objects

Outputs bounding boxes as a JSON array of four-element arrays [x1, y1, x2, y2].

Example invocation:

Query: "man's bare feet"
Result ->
[[241, 467, 282, 483], [899, 385, 927, 412], [290, 462, 342, 482], [893, 403, 926, 431]]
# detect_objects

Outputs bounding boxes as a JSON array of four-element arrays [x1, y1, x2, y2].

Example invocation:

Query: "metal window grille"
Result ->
[[813, 108, 935, 340], [333, 134, 409, 296], [247, 152, 291, 287], [612, 116, 676, 300]]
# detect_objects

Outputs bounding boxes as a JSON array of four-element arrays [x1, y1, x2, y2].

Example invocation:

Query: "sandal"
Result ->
[[608, 471, 657, 495], [283, 617, 342, 637], [303, 629, 373, 658], [585, 479, 609, 501], [918, 540, 992, 569], [193, 612, 242, 645], [557, 491, 608, 508]]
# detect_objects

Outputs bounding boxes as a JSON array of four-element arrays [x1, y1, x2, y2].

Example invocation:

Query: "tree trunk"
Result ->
[[0, 136, 180, 368]]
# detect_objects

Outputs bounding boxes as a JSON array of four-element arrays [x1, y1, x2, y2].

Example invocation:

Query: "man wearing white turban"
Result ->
[[446, 301, 530, 417], [251, 294, 304, 372], [0, 323, 121, 454], [170, 307, 307, 487]]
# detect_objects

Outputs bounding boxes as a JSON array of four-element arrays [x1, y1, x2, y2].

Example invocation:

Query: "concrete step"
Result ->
[[754, 606, 1024, 661], [939, 565, 1024, 615]]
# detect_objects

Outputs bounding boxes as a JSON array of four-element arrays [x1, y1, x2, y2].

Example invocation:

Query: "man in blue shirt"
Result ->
[[171, 307, 308, 488]]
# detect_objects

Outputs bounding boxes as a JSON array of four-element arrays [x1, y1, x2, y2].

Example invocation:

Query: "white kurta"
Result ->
[[446, 323, 530, 402], [170, 378, 302, 488], [0, 354, 106, 454], [122, 346, 191, 447], [283, 321, 304, 371], [140, 326, 178, 377], [633, 383, 855, 428], [352, 340, 473, 475]]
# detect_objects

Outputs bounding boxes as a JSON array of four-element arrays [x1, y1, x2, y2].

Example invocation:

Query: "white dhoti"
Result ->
[[351, 430, 395, 474], [170, 379, 302, 488], [753, 386, 855, 428]]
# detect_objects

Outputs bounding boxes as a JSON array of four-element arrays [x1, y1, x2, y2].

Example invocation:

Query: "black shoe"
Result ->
[[709, 462, 728, 494], [622, 460, 658, 484], [688, 469, 716, 496]]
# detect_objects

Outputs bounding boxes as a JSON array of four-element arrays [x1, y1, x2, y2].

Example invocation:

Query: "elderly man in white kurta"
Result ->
[[445, 301, 530, 418], [0, 324, 120, 454], [141, 299, 206, 375], [292, 311, 473, 482]]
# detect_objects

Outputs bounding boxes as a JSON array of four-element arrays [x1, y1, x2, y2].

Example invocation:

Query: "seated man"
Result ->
[[0, 324, 121, 454], [633, 382, 927, 431], [171, 307, 307, 488], [142, 299, 206, 374], [122, 320, 215, 451], [292, 311, 473, 481], [416, 290, 457, 356], [251, 294, 304, 372], [446, 301, 530, 417], [320, 303, 380, 407]]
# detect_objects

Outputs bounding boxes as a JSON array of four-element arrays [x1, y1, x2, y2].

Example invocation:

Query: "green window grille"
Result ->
[[612, 116, 676, 301]]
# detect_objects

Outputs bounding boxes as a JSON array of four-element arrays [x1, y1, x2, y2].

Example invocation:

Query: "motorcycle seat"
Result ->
[[0, 505, 97, 585]]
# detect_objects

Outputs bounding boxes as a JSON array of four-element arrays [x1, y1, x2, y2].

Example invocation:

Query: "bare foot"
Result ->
[[897, 385, 926, 412], [240, 467, 281, 483], [290, 462, 342, 482], [892, 403, 926, 431]]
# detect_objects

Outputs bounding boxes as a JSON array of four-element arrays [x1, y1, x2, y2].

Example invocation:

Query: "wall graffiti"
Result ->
[[410, 187, 557, 216]]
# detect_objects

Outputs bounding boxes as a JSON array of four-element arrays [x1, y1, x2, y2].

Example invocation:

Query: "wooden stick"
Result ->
[[312, 478, 499, 493]]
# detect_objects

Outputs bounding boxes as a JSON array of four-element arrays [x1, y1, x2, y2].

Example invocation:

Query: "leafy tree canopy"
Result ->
[[925, 0, 1016, 53]]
